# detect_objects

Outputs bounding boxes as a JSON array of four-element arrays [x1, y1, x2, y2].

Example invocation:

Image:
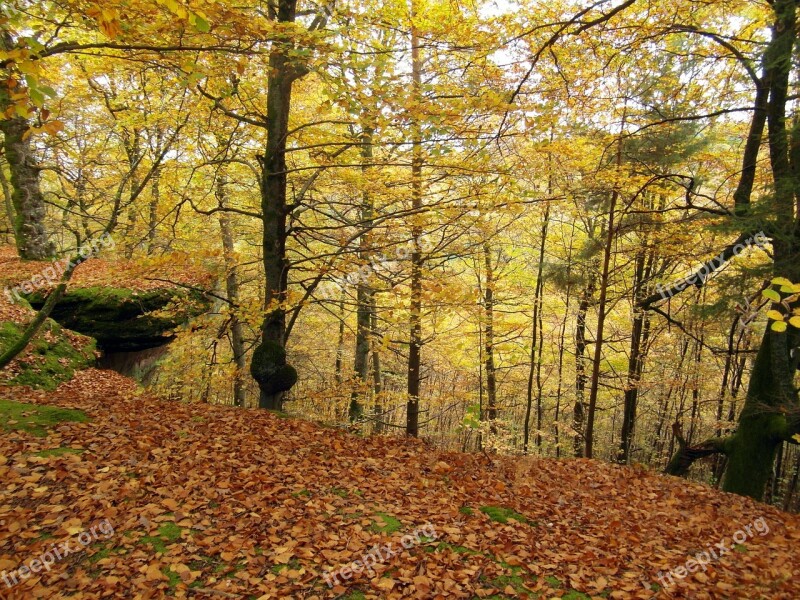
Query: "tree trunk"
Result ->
[[482, 242, 497, 436], [216, 174, 247, 408], [405, 4, 423, 437], [618, 240, 653, 463], [251, 0, 302, 410], [147, 166, 161, 255], [335, 289, 346, 386], [370, 301, 385, 432], [349, 125, 375, 422], [0, 40, 53, 260], [573, 266, 595, 457], [524, 205, 549, 453]]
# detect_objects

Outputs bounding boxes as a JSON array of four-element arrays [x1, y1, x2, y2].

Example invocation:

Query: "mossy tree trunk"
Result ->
[[661, 0, 800, 501], [0, 31, 52, 260]]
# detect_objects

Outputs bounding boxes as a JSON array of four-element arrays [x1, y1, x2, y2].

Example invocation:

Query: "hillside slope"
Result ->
[[0, 369, 798, 599]]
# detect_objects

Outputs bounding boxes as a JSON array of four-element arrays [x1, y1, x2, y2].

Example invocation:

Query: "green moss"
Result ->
[[270, 558, 301, 575], [0, 320, 96, 390], [139, 521, 184, 553], [545, 576, 562, 588], [459, 506, 473, 516], [342, 593, 366, 600], [162, 566, 181, 588], [25, 286, 208, 353], [0, 399, 88, 436], [370, 512, 402, 534], [486, 573, 527, 594], [31, 446, 84, 457], [563, 591, 591, 600], [431, 541, 479, 555], [479, 506, 533, 525]]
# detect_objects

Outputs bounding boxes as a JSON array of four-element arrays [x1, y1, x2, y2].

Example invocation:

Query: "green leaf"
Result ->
[[29, 88, 45, 107], [771, 320, 788, 333], [762, 289, 781, 302], [192, 14, 210, 32], [771, 277, 792, 287]]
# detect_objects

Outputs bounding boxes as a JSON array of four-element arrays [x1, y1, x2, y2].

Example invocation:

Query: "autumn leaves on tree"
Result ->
[[2, 0, 800, 506]]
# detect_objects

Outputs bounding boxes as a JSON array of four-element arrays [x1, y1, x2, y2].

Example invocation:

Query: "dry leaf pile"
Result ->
[[1, 369, 798, 599]]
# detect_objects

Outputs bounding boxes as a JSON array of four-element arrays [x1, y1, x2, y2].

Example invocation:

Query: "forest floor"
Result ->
[[1, 370, 799, 599]]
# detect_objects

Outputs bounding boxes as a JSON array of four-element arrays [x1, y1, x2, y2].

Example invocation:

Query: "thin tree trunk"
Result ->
[[370, 301, 385, 432], [585, 190, 617, 459], [216, 174, 247, 408], [573, 265, 595, 458], [405, 4, 423, 437], [482, 242, 497, 436], [334, 288, 346, 386], [349, 126, 376, 421], [524, 205, 549, 453], [147, 166, 161, 255]]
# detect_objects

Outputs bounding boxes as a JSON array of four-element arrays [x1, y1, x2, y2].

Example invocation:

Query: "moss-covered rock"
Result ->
[[25, 286, 209, 352], [0, 319, 96, 390]]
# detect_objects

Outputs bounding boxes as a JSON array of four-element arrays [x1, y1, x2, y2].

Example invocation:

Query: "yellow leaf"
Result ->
[[771, 276, 792, 286], [145, 563, 166, 581], [771, 320, 787, 332], [789, 316, 800, 328], [766, 309, 784, 321], [14, 103, 31, 118]]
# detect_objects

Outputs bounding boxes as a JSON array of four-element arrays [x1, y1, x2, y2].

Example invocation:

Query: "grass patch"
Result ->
[[487, 573, 528, 594], [342, 593, 366, 600], [31, 446, 84, 457], [430, 541, 480, 555], [163, 566, 181, 588], [545, 576, 562, 588], [0, 399, 88, 437], [271, 558, 301, 575], [459, 506, 474, 516], [370, 512, 402, 534], [479, 505, 534, 525], [139, 521, 183, 554]]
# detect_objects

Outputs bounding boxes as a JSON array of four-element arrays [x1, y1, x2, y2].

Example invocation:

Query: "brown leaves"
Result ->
[[0, 368, 799, 598]]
